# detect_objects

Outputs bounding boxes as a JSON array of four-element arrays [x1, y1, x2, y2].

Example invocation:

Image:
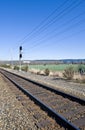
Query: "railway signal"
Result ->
[[19, 46, 22, 71]]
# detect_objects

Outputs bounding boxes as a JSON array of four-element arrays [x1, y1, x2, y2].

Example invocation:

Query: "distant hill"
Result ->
[[30, 59, 85, 64], [0, 59, 85, 65]]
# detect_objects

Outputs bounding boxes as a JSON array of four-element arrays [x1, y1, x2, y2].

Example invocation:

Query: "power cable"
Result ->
[[19, 0, 69, 44], [25, 11, 85, 48], [21, 0, 83, 45], [26, 18, 85, 51]]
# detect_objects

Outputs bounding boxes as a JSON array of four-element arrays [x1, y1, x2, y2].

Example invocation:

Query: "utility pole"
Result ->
[[19, 46, 22, 71]]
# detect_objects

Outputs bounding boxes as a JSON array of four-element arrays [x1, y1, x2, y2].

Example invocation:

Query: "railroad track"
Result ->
[[0, 69, 85, 130]]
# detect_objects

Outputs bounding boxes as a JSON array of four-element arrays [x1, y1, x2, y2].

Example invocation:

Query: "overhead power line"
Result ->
[[27, 11, 85, 49], [21, 0, 83, 45], [19, 0, 68, 45], [25, 19, 85, 51]]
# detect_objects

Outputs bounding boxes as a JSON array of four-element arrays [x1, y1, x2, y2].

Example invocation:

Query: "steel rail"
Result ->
[[0, 70, 80, 130], [1, 69, 85, 105]]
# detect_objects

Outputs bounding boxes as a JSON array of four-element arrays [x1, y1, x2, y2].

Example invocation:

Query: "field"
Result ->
[[28, 64, 80, 72]]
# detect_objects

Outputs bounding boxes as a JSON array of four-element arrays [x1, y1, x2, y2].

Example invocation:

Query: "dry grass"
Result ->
[[29, 68, 85, 83]]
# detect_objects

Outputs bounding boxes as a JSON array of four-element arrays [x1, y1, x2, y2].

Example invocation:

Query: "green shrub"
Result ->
[[63, 67, 74, 80], [14, 65, 19, 70], [21, 65, 28, 72], [78, 64, 85, 75], [44, 68, 50, 76], [1, 64, 11, 68]]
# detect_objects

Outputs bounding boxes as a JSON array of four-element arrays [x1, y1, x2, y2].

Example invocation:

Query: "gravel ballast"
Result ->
[[0, 74, 37, 130]]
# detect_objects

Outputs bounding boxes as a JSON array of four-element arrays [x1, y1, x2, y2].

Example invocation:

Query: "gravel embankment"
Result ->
[[8, 69, 85, 100], [0, 74, 37, 130]]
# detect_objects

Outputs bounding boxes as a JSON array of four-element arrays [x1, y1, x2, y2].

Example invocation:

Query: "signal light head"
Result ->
[[19, 46, 22, 50]]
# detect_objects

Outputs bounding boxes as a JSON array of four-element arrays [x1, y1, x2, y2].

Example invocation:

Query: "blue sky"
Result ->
[[0, 0, 85, 60]]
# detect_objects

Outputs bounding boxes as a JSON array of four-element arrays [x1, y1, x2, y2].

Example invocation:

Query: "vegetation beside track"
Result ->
[[1, 63, 85, 82]]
